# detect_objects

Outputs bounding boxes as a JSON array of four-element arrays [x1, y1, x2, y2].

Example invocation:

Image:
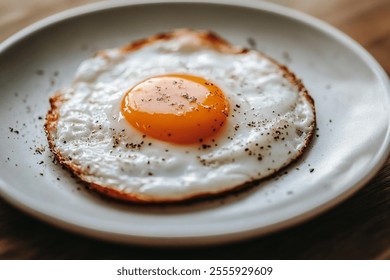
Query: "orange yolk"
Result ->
[[121, 74, 230, 144]]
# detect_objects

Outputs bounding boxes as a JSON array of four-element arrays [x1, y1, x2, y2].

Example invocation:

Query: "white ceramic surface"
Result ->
[[0, 0, 389, 245]]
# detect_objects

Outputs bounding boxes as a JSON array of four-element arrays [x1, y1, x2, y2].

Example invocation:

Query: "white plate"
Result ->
[[1, 0, 389, 245]]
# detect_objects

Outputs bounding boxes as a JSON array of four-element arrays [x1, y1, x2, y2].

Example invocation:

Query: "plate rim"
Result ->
[[1, 0, 390, 245]]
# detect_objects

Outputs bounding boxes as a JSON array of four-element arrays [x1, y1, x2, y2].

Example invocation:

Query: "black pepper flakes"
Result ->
[[247, 37, 257, 49], [8, 127, 19, 134]]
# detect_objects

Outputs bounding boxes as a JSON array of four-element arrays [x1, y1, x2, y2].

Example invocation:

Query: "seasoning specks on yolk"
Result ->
[[121, 74, 230, 144]]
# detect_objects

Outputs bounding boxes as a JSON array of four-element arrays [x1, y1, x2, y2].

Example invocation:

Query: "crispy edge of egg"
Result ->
[[44, 29, 316, 204]]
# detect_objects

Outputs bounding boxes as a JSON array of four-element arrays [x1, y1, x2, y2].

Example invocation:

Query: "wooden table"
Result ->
[[1, 0, 389, 259]]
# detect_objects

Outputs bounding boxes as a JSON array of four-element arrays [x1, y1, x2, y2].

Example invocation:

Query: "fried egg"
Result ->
[[45, 29, 315, 203]]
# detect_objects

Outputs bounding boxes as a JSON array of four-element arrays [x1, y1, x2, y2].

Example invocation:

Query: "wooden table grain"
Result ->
[[1, 0, 389, 260]]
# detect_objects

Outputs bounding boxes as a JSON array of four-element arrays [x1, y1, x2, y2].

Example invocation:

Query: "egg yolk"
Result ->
[[121, 74, 230, 144]]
